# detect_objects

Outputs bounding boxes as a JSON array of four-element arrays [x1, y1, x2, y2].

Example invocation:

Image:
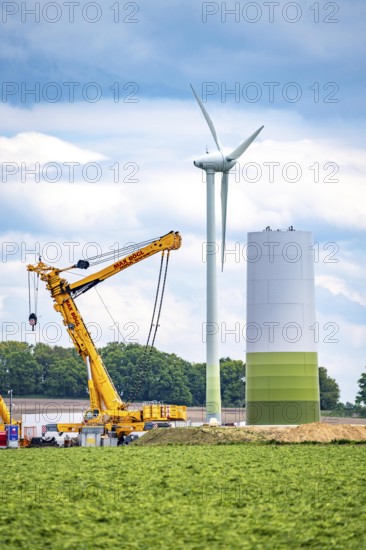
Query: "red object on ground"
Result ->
[[0, 431, 7, 447]]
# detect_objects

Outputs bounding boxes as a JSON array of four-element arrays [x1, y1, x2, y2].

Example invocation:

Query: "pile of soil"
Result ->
[[134, 423, 366, 446], [276, 422, 366, 443]]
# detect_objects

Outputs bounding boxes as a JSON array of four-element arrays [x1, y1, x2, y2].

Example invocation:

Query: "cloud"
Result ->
[[1, 0, 365, 124], [0, 131, 107, 164], [316, 275, 366, 308]]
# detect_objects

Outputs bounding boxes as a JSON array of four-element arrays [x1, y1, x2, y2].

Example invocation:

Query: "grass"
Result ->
[[0, 445, 365, 549]]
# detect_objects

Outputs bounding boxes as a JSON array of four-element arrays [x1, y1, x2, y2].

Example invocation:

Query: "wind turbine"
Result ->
[[190, 84, 263, 423]]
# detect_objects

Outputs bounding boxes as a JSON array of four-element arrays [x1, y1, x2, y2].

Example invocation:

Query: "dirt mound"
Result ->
[[276, 422, 366, 443], [134, 423, 366, 446], [134, 427, 265, 446]]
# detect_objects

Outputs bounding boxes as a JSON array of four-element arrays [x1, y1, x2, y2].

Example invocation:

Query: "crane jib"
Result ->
[[113, 250, 144, 270]]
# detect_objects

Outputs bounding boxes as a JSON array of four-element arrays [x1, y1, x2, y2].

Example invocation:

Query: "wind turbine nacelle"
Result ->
[[193, 152, 235, 173]]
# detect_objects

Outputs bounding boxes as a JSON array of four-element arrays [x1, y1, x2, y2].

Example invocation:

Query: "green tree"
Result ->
[[33, 343, 86, 397], [355, 371, 366, 405], [186, 362, 206, 406], [318, 366, 340, 410], [220, 358, 245, 407], [100, 342, 146, 400], [0, 341, 41, 395], [145, 350, 193, 405], [43, 356, 86, 398], [100, 343, 193, 405]]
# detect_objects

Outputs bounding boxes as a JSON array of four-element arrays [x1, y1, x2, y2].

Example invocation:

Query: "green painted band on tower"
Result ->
[[246, 401, 320, 425], [206, 367, 221, 419], [246, 352, 320, 425]]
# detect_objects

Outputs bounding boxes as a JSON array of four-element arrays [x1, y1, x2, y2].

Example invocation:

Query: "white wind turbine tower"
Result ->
[[190, 84, 263, 423]]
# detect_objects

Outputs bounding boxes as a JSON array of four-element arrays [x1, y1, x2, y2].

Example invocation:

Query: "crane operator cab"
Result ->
[[84, 409, 100, 422]]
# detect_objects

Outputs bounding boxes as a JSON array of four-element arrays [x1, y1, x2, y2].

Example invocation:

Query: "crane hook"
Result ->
[[28, 313, 37, 331]]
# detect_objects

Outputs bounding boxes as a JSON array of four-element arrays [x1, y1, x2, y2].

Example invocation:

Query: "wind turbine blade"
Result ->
[[190, 84, 222, 151], [226, 125, 264, 161], [221, 171, 229, 272]]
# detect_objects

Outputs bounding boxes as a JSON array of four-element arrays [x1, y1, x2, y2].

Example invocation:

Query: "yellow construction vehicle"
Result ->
[[27, 231, 186, 444], [0, 393, 23, 446], [0, 394, 17, 431], [0, 394, 54, 447]]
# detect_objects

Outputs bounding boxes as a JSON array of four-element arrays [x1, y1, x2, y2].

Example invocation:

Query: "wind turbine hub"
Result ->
[[193, 152, 235, 173]]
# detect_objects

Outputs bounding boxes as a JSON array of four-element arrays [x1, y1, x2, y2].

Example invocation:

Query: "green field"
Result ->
[[0, 445, 365, 549]]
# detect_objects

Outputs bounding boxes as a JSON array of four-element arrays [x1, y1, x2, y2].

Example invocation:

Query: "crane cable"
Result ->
[[28, 267, 39, 331], [145, 251, 165, 348], [125, 250, 170, 406], [83, 237, 160, 267], [125, 251, 166, 405], [150, 251, 170, 349], [93, 286, 127, 345]]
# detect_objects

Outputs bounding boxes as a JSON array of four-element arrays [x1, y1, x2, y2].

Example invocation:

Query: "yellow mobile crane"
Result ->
[[27, 231, 186, 443]]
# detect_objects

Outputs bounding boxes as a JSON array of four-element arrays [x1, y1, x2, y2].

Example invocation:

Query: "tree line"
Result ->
[[0, 340, 362, 412], [0, 341, 244, 407]]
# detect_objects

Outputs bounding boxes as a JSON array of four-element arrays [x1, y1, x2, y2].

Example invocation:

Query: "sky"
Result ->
[[0, 0, 365, 404]]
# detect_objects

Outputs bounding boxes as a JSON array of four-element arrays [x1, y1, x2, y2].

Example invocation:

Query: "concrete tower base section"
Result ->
[[245, 229, 321, 426], [246, 351, 320, 425]]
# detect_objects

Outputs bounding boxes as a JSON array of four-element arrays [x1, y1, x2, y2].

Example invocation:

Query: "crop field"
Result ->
[[0, 444, 365, 549]]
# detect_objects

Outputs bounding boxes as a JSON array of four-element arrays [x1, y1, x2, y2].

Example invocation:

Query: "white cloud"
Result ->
[[0, 131, 107, 164], [316, 275, 366, 308]]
